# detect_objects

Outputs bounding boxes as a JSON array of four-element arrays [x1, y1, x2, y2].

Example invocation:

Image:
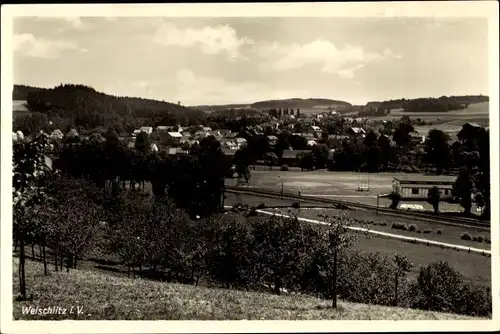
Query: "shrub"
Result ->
[[423, 229, 431, 234], [417, 230, 422, 233], [436, 228, 443, 235], [472, 236, 478, 242], [280, 164, 289, 171], [379, 222, 387, 226], [477, 236, 484, 243], [291, 202, 300, 208], [461, 233, 472, 241], [410, 165, 420, 173], [391, 222, 408, 231], [485, 238, 491, 244], [408, 224, 417, 232], [256, 203, 266, 209]]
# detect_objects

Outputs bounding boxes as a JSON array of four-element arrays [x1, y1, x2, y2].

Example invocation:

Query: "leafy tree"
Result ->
[[318, 211, 358, 308], [452, 171, 475, 215], [392, 253, 413, 306], [297, 152, 315, 171], [424, 129, 451, 174], [426, 186, 441, 214], [393, 119, 415, 147], [412, 261, 464, 313], [264, 152, 278, 170], [363, 130, 378, 147], [135, 132, 150, 153], [13, 133, 54, 298]]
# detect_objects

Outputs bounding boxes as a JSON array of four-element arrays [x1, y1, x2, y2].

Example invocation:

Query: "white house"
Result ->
[[150, 143, 159, 152], [235, 137, 247, 148], [167, 132, 183, 144], [307, 140, 317, 147], [50, 129, 64, 140], [140, 126, 153, 135]]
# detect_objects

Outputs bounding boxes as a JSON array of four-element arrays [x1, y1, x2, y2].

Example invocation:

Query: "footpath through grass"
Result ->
[[12, 258, 480, 320]]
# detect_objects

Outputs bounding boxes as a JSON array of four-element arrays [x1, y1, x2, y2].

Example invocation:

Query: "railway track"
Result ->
[[225, 186, 491, 231]]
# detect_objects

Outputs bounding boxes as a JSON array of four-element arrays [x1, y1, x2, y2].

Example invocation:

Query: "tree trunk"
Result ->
[[54, 250, 58, 271], [42, 244, 48, 275], [60, 253, 63, 270], [19, 236, 26, 298], [31, 243, 35, 259], [74, 256, 78, 269], [394, 273, 399, 306], [274, 276, 281, 295], [332, 248, 338, 308]]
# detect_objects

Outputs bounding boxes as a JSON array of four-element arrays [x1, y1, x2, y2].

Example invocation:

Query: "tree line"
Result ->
[[13, 84, 207, 137]]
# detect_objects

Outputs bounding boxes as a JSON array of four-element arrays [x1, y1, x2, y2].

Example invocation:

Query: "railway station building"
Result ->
[[392, 174, 457, 200]]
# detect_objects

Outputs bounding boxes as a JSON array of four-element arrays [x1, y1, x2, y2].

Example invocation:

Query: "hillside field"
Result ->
[[12, 258, 481, 320], [369, 102, 489, 139]]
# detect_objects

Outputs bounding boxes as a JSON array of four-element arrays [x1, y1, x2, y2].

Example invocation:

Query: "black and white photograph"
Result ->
[[1, 2, 499, 333]]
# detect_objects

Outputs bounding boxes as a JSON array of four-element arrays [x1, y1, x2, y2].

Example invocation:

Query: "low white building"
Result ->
[[140, 126, 153, 135]]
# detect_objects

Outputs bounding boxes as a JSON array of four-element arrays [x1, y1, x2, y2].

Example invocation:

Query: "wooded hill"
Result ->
[[251, 98, 352, 109], [13, 84, 207, 134]]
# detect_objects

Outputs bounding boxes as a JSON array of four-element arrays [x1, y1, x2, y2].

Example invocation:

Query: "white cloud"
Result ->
[[13, 33, 78, 59], [257, 39, 401, 78], [62, 17, 92, 30], [150, 23, 254, 61], [35, 17, 93, 31]]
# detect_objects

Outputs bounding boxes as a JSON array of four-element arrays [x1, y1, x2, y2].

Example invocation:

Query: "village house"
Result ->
[[307, 139, 317, 147], [347, 127, 366, 138], [267, 135, 278, 147], [156, 126, 170, 132], [392, 174, 456, 201], [50, 129, 64, 140], [221, 139, 238, 150], [235, 137, 247, 148], [194, 130, 211, 139], [166, 132, 183, 145], [140, 126, 153, 135]]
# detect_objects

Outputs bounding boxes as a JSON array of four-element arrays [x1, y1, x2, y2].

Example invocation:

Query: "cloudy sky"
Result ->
[[13, 16, 489, 105]]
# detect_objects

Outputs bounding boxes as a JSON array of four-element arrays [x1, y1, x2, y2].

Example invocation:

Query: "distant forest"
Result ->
[[13, 84, 207, 135], [250, 98, 352, 109], [365, 95, 489, 113]]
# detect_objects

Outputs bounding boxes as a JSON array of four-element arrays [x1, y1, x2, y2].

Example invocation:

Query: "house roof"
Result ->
[[463, 122, 482, 128], [235, 137, 247, 142], [394, 174, 457, 184], [157, 126, 170, 131], [167, 132, 182, 138], [267, 135, 278, 140], [350, 127, 366, 134]]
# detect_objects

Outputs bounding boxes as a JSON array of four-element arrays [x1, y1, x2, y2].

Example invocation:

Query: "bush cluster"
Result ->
[[460, 233, 488, 244]]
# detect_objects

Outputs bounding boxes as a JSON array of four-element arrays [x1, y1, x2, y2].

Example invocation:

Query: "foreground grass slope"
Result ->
[[13, 259, 479, 320]]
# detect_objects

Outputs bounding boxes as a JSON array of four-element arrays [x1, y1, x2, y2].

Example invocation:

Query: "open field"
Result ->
[[12, 258, 481, 320], [227, 170, 478, 214], [370, 102, 489, 140], [13, 100, 31, 117], [257, 206, 490, 250], [225, 191, 491, 287], [251, 209, 491, 288], [369, 102, 489, 121]]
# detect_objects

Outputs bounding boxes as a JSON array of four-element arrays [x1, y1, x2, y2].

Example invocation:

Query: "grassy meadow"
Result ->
[[12, 258, 482, 320]]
